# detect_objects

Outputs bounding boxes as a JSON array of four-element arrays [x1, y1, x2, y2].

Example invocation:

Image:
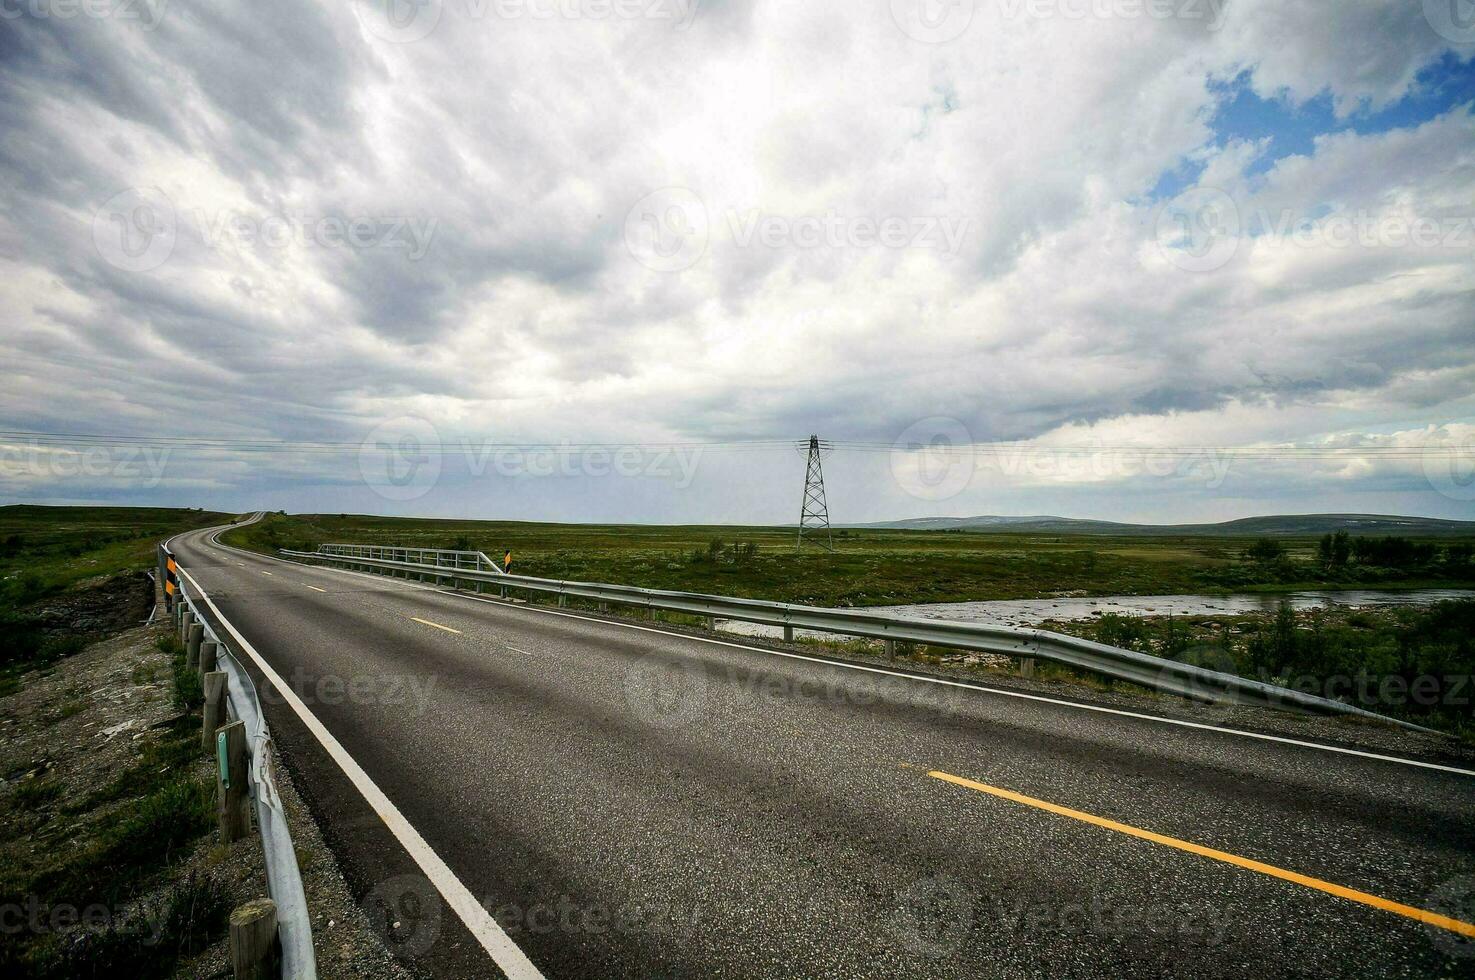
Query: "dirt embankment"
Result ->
[[0, 607, 415, 977]]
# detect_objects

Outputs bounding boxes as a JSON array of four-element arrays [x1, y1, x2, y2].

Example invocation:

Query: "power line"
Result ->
[[0, 429, 1462, 459]]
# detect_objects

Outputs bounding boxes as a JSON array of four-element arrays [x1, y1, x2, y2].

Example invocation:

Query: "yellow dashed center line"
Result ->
[[410, 617, 462, 635], [928, 770, 1475, 939], [306, 585, 327, 593]]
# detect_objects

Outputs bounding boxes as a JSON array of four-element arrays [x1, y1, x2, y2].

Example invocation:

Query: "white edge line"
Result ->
[[200, 528, 1475, 780], [173, 543, 546, 980]]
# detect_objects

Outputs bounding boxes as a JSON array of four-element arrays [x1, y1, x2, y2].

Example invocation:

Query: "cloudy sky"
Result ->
[[1, 0, 1473, 525]]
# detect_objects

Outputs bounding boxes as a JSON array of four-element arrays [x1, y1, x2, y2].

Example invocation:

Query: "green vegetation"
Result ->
[[0, 506, 229, 692], [0, 505, 227, 605], [1, 711, 222, 977], [224, 511, 1475, 607], [1205, 533, 1475, 590], [1046, 600, 1475, 739]]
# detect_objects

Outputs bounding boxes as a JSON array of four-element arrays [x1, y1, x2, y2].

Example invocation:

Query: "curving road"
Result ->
[[169, 524, 1475, 979]]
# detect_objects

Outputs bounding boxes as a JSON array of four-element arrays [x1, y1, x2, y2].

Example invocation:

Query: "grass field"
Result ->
[[0, 505, 231, 607], [0, 506, 234, 694], [222, 511, 1475, 607]]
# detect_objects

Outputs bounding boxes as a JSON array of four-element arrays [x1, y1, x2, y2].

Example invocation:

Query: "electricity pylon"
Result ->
[[797, 435, 834, 551]]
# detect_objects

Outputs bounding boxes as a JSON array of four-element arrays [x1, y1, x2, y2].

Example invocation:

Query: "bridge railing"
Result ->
[[320, 543, 504, 574], [279, 546, 1426, 732], [159, 540, 316, 978]]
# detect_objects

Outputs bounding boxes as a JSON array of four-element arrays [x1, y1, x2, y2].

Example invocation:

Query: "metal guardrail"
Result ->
[[321, 543, 504, 574], [160, 540, 317, 978], [280, 546, 1426, 731]]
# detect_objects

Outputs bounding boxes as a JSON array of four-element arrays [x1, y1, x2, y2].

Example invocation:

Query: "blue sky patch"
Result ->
[[1148, 53, 1475, 201]]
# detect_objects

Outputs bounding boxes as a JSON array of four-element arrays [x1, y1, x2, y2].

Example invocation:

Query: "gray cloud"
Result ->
[[0, 1, 1472, 521]]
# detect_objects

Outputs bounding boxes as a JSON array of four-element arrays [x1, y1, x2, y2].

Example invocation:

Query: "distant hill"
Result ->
[[844, 514, 1475, 537]]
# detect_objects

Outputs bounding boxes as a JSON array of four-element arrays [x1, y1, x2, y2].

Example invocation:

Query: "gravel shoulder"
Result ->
[[0, 606, 417, 978]]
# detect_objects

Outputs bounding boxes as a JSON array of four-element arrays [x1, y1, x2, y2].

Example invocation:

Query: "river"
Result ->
[[714, 588, 1475, 640]]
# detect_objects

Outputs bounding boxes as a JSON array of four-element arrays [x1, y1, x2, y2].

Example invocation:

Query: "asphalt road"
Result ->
[[170, 525, 1475, 979]]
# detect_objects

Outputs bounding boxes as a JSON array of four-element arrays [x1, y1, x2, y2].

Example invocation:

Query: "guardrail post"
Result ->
[[229, 898, 279, 979], [598, 601, 608, 613], [216, 719, 251, 843], [784, 625, 794, 643], [706, 615, 716, 631], [187, 623, 204, 669], [179, 610, 195, 645], [1019, 657, 1036, 679], [203, 671, 228, 750], [558, 594, 568, 608], [884, 639, 896, 660], [199, 639, 218, 674]]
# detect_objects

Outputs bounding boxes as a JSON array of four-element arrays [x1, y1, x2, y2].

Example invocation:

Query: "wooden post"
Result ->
[[229, 898, 279, 979], [598, 601, 609, 613], [187, 623, 204, 669], [783, 625, 794, 643], [203, 672, 228, 751], [706, 615, 716, 631], [215, 719, 250, 842], [884, 639, 896, 660], [558, 594, 568, 608], [179, 610, 194, 645], [1020, 657, 1037, 679], [199, 639, 218, 675]]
